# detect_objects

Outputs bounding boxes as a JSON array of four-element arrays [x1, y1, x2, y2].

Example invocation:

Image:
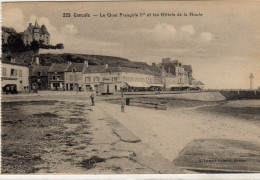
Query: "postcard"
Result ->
[[1, 1, 260, 178]]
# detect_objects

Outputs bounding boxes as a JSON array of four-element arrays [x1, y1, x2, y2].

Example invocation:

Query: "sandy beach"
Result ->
[[100, 100, 260, 162]]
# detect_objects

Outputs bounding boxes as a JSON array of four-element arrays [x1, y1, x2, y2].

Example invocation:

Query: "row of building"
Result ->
[[1, 56, 204, 94]]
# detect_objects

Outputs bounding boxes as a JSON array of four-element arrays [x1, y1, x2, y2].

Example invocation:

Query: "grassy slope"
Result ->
[[3, 51, 157, 71]]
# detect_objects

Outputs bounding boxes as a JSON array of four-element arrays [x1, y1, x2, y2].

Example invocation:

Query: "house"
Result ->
[[30, 65, 50, 90], [82, 65, 122, 94], [1, 56, 29, 93], [161, 58, 189, 85], [64, 61, 89, 91], [82, 64, 162, 94], [48, 62, 70, 90]]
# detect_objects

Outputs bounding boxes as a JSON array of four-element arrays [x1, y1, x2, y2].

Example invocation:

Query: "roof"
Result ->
[[165, 73, 176, 78], [40, 25, 50, 35], [2, 26, 16, 34], [125, 82, 150, 88], [48, 63, 69, 72], [66, 63, 86, 72], [1, 56, 28, 67], [183, 65, 192, 72], [1, 61, 28, 67], [31, 65, 51, 76], [83, 65, 161, 76]]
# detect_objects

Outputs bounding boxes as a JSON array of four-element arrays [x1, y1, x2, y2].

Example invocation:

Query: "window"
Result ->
[[75, 74, 81, 81], [11, 69, 17, 77], [94, 76, 100, 82], [2, 67, 6, 76], [19, 70, 23, 77], [69, 75, 73, 81], [37, 72, 41, 77], [52, 76, 60, 80], [85, 77, 91, 82]]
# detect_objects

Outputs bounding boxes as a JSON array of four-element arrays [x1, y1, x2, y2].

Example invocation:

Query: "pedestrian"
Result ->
[[121, 90, 125, 112], [90, 90, 95, 106]]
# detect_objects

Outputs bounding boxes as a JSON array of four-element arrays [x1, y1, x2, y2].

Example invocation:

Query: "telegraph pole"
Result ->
[[249, 73, 254, 90]]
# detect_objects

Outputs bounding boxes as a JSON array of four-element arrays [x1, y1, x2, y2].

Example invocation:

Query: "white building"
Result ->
[[1, 59, 29, 93], [82, 65, 162, 94], [64, 61, 89, 91]]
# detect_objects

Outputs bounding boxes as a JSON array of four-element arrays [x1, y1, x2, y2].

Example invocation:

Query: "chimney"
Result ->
[[105, 64, 108, 68], [84, 60, 88, 67], [161, 64, 165, 70], [152, 63, 156, 67], [10, 57, 16, 63], [35, 20, 39, 27]]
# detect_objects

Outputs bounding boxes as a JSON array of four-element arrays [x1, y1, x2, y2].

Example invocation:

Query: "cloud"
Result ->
[[200, 32, 214, 42], [64, 24, 78, 34], [153, 23, 176, 40], [180, 25, 195, 35], [154, 23, 176, 35], [135, 23, 176, 41]]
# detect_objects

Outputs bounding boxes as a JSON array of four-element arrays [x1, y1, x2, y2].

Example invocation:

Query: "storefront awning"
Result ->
[[148, 84, 164, 87], [125, 82, 150, 88]]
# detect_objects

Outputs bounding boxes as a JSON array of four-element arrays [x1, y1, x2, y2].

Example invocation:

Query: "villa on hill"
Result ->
[[22, 20, 50, 46]]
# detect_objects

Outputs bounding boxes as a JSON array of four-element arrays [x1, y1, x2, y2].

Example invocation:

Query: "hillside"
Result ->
[[2, 51, 158, 71]]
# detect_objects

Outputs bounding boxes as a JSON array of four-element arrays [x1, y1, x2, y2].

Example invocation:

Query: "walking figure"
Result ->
[[90, 90, 95, 106], [121, 89, 125, 112]]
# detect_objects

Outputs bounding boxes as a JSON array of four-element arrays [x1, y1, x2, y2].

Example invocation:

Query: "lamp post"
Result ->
[[249, 73, 254, 90]]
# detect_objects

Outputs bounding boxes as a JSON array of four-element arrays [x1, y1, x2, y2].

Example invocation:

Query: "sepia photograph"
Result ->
[[1, 0, 260, 178]]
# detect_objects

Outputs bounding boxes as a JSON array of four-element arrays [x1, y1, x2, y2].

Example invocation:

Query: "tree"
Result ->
[[30, 40, 39, 51], [4, 34, 27, 52], [13, 38, 26, 52], [55, 43, 64, 49]]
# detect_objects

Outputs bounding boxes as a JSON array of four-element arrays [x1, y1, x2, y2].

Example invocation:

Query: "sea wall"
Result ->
[[219, 90, 260, 100], [121, 92, 227, 102]]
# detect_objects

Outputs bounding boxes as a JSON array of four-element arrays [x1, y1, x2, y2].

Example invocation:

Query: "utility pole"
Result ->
[[249, 73, 254, 90]]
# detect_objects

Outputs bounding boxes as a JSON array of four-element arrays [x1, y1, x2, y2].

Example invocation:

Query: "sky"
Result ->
[[2, 1, 260, 89]]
